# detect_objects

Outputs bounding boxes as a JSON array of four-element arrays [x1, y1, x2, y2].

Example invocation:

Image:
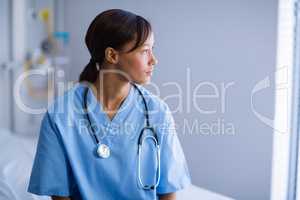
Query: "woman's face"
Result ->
[[116, 32, 158, 85]]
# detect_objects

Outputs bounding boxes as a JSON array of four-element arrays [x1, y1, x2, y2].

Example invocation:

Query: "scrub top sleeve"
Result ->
[[28, 112, 75, 197], [156, 105, 192, 195]]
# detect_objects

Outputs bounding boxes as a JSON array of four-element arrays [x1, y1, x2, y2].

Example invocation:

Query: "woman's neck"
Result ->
[[92, 72, 131, 110]]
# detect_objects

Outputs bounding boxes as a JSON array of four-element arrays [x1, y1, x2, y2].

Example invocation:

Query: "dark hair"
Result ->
[[79, 9, 152, 83]]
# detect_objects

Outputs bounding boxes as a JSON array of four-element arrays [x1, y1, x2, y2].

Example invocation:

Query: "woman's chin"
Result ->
[[132, 77, 151, 85]]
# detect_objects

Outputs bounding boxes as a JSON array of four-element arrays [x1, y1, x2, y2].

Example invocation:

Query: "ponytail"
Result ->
[[79, 9, 152, 83], [78, 58, 99, 83]]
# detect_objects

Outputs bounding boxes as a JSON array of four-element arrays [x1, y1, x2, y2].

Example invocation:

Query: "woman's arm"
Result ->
[[158, 192, 176, 200], [52, 196, 71, 200]]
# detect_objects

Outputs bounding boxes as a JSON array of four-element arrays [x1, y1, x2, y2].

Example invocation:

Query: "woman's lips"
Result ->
[[146, 71, 153, 76]]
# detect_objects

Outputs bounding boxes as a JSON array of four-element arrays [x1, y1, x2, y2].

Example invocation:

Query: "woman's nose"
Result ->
[[151, 53, 158, 66]]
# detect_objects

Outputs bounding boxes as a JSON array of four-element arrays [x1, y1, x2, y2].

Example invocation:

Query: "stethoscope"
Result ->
[[83, 82, 161, 190]]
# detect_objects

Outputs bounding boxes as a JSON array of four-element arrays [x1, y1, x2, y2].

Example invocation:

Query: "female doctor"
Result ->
[[28, 9, 191, 200]]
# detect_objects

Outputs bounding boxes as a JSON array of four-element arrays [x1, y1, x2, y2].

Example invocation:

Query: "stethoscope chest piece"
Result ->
[[97, 143, 110, 158], [84, 83, 160, 189]]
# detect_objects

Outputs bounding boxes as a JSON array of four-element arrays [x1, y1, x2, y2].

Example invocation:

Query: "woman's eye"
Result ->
[[142, 49, 149, 54]]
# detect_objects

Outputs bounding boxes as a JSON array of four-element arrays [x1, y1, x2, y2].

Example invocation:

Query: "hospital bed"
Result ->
[[0, 128, 235, 200]]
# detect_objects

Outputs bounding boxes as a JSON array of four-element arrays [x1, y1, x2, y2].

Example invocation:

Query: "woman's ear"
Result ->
[[104, 47, 119, 64]]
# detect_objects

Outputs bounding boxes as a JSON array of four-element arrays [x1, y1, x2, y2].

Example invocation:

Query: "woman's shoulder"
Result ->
[[46, 82, 85, 119], [134, 84, 171, 117], [46, 82, 171, 121]]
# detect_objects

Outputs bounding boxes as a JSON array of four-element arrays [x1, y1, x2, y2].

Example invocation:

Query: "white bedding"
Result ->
[[0, 129, 49, 200], [0, 128, 234, 200]]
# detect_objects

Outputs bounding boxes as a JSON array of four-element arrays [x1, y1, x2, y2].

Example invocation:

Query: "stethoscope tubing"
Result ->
[[83, 82, 161, 190]]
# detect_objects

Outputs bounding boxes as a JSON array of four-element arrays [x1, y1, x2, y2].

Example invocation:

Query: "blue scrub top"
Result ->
[[28, 82, 191, 200]]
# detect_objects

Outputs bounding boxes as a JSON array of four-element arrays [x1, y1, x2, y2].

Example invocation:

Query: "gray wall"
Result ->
[[0, 0, 10, 130], [64, 0, 278, 199]]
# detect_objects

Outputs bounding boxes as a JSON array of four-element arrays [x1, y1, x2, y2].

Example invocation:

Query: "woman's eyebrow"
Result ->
[[142, 43, 155, 48]]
